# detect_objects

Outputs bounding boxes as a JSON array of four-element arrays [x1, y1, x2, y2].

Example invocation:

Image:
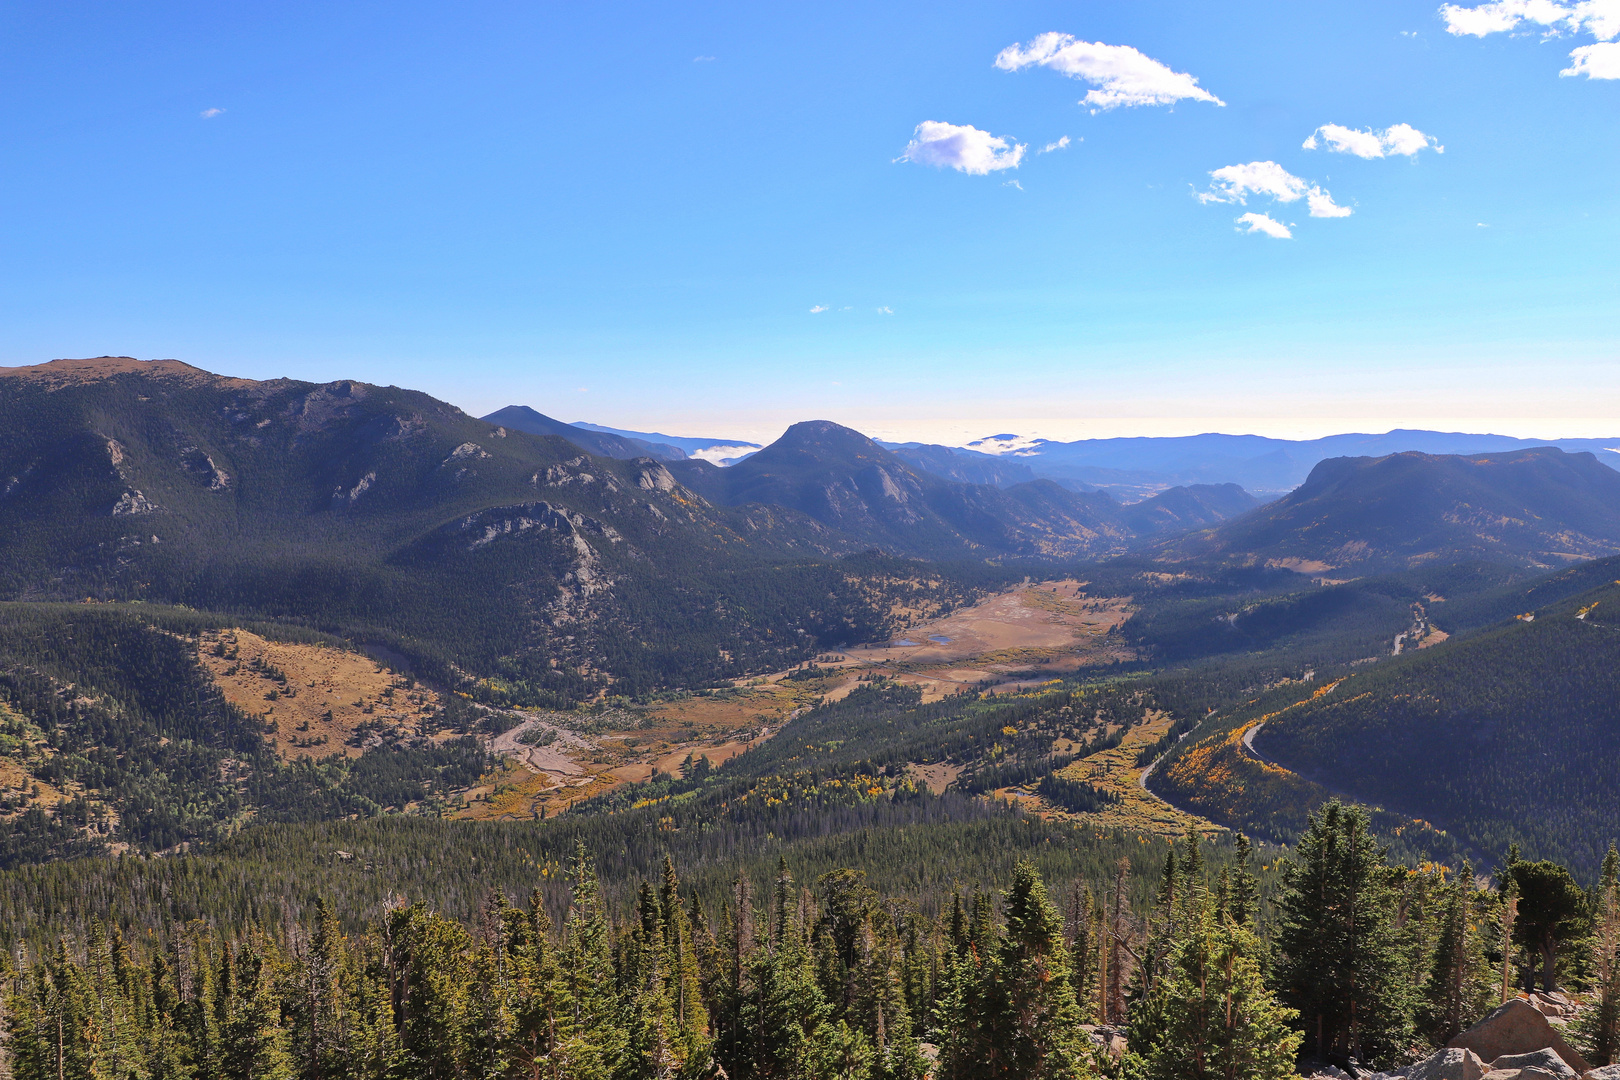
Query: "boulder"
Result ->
[[1486, 1049, 1575, 1078], [1586, 1066, 1620, 1079], [1402, 1047, 1490, 1080], [1480, 1070, 1562, 1080], [1077, 1024, 1126, 1061], [1486, 1049, 1576, 1077], [1527, 992, 1578, 1020], [1447, 999, 1591, 1075]]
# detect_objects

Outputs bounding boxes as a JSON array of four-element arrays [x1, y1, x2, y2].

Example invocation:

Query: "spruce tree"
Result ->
[[1229, 834, 1260, 928], [1273, 801, 1412, 1068], [986, 859, 1092, 1080], [1419, 867, 1493, 1045], [1576, 842, 1620, 1065], [1128, 912, 1301, 1080]]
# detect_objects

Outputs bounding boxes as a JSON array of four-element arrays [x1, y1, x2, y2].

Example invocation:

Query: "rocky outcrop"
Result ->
[[1447, 999, 1591, 1075], [634, 459, 678, 493], [111, 490, 157, 515], [332, 472, 376, 505]]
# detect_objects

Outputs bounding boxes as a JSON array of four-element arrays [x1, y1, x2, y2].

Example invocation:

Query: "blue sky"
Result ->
[[1, 0, 1616, 443]]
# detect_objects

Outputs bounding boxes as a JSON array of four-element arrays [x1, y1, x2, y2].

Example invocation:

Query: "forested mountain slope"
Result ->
[[1160, 446, 1620, 571], [0, 358, 995, 698], [1248, 576, 1620, 873], [669, 420, 1259, 559]]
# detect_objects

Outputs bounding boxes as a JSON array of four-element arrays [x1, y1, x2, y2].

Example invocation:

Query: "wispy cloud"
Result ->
[[1303, 123, 1443, 157], [1039, 135, 1072, 153], [994, 33, 1224, 110], [1563, 40, 1620, 75], [876, 306, 894, 315], [1237, 212, 1293, 239], [692, 55, 716, 62], [1198, 161, 1352, 218], [809, 305, 828, 314], [896, 120, 1026, 175], [1003, 179, 1024, 190], [200, 107, 225, 119]]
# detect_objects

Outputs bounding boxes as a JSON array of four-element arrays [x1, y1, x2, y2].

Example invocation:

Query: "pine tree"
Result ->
[[1505, 859, 1589, 992], [554, 844, 626, 1080], [219, 936, 295, 1080], [986, 859, 1092, 1080], [1064, 883, 1096, 1024], [1229, 834, 1260, 927], [657, 857, 711, 1072], [712, 878, 754, 1079], [1128, 910, 1300, 1080], [1419, 867, 1493, 1045], [1576, 843, 1620, 1066], [291, 898, 348, 1080], [1273, 801, 1412, 1069]]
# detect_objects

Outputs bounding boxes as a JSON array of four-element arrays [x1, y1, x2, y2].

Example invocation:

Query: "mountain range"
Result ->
[[7, 356, 1620, 880], [664, 420, 1258, 559], [486, 398, 1620, 502], [963, 428, 1620, 498]]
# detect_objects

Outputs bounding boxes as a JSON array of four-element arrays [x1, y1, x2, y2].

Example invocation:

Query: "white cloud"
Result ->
[[876, 306, 894, 315], [693, 55, 716, 62], [1199, 161, 1352, 219], [1576, 0, 1620, 39], [1444, 0, 1620, 78], [1563, 39, 1620, 74], [994, 33, 1225, 110], [1307, 189, 1353, 217], [809, 305, 828, 314], [1303, 122, 1443, 157], [1440, 0, 1620, 39], [1004, 179, 1024, 190], [896, 120, 1026, 174], [200, 107, 225, 119], [1039, 135, 1072, 153], [1237, 212, 1293, 238]]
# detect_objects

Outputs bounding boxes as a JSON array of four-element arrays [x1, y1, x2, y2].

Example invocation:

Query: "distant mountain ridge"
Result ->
[[1161, 446, 1620, 571], [963, 428, 1620, 497], [668, 420, 1259, 559], [876, 442, 1038, 488], [481, 405, 688, 460], [571, 421, 762, 463]]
